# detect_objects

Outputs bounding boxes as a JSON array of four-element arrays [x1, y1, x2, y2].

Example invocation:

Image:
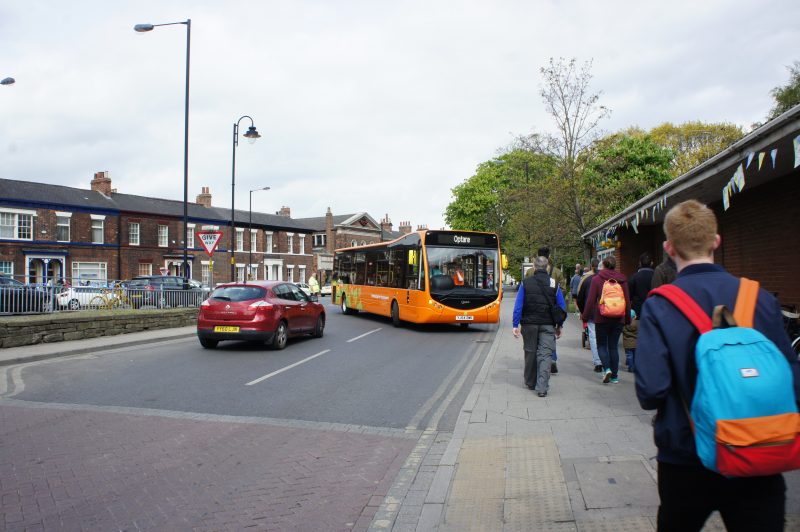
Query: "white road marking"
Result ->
[[346, 328, 382, 343], [245, 349, 331, 386]]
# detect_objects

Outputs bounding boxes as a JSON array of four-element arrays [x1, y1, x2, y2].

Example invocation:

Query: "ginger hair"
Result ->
[[663, 200, 717, 260]]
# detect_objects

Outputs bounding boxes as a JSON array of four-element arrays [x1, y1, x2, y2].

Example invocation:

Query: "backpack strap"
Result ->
[[733, 277, 759, 328], [648, 285, 712, 334]]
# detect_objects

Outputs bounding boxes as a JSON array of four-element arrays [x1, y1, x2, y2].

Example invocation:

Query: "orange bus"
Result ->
[[332, 230, 505, 326]]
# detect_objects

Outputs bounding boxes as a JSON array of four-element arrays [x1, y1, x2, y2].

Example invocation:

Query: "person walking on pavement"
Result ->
[[629, 252, 654, 317], [569, 263, 583, 308], [651, 254, 677, 289], [577, 258, 602, 372], [512, 256, 567, 397], [581, 256, 631, 384], [526, 247, 565, 373], [308, 272, 320, 297], [636, 200, 800, 531]]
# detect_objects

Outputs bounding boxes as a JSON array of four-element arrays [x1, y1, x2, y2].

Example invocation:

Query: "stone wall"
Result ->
[[0, 309, 198, 348]]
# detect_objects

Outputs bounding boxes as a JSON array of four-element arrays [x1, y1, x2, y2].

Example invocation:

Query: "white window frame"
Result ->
[[138, 263, 153, 276], [0, 208, 35, 241], [201, 261, 211, 286], [265, 231, 273, 253], [0, 261, 13, 276], [236, 229, 244, 252], [187, 223, 195, 248], [299, 265, 306, 283], [56, 213, 71, 242], [298, 234, 306, 255], [72, 262, 107, 284], [236, 263, 245, 282], [129, 222, 140, 246], [158, 225, 168, 247], [351, 239, 357, 247], [286, 264, 295, 282], [90, 216, 105, 244], [250, 229, 258, 253], [287, 233, 294, 255], [313, 234, 326, 247]]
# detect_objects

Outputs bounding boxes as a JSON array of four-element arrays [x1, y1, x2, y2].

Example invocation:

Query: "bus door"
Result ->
[[402, 247, 426, 320]]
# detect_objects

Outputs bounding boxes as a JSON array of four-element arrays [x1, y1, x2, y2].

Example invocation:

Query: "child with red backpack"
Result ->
[[580, 256, 631, 384], [636, 200, 800, 531]]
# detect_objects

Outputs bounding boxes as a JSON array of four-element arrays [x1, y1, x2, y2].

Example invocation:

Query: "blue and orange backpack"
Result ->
[[651, 278, 800, 477]]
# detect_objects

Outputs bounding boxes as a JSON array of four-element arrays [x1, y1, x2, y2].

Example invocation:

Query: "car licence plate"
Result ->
[[455, 315, 474, 321], [214, 326, 240, 333]]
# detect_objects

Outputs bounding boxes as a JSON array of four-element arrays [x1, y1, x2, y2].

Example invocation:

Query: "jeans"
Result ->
[[595, 322, 623, 378], [587, 321, 600, 366], [625, 348, 635, 372], [657, 461, 785, 532]]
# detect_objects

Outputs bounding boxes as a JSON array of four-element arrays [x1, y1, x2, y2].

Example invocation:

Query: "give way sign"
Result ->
[[196, 231, 223, 256]]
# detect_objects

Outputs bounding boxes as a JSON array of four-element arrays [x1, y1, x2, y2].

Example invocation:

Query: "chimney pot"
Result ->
[[90, 171, 113, 195]]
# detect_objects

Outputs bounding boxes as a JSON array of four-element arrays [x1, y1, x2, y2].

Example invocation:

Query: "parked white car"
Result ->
[[294, 282, 312, 297], [320, 282, 332, 296], [57, 286, 118, 310]]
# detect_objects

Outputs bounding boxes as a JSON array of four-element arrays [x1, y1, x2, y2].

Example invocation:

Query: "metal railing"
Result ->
[[0, 275, 210, 316]]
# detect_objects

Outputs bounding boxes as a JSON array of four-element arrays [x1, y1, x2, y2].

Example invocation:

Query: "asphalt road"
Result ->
[[9, 299, 499, 431]]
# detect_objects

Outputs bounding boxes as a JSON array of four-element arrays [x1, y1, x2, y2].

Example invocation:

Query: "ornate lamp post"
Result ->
[[230, 116, 261, 282], [134, 19, 192, 280]]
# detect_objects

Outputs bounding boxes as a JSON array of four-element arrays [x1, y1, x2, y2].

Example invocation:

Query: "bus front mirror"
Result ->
[[501, 254, 509, 269]]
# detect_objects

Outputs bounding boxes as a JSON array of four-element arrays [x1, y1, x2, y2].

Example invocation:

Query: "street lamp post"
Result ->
[[248, 187, 271, 282], [134, 19, 191, 281], [230, 116, 261, 282]]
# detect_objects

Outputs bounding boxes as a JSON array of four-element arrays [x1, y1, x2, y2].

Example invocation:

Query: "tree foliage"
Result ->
[[646, 122, 743, 177], [767, 61, 800, 121]]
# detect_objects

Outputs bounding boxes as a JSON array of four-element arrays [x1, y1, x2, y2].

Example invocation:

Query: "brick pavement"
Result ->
[[0, 402, 417, 531]]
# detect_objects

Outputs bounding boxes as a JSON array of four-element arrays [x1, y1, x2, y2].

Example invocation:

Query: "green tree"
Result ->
[[444, 160, 510, 233], [767, 61, 800, 121], [647, 121, 743, 177]]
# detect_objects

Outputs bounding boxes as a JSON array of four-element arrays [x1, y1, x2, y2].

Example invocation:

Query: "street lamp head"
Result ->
[[1, 77, 15, 86], [243, 125, 261, 144], [134, 23, 155, 32]]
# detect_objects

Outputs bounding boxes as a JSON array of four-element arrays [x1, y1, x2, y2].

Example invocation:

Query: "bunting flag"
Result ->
[[723, 184, 730, 211], [733, 164, 745, 192], [746, 152, 755, 168], [794, 135, 800, 168], [758, 152, 766, 170], [771, 148, 778, 168]]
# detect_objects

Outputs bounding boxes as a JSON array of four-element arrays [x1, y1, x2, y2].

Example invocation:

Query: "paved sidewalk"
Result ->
[[371, 298, 800, 531], [0, 326, 197, 366]]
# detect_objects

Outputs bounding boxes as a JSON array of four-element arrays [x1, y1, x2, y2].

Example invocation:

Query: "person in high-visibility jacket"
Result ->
[[308, 272, 321, 296]]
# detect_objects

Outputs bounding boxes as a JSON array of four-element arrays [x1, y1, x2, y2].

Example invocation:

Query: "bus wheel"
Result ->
[[341, 296, 356, 315], [391, 301, 401, 327]]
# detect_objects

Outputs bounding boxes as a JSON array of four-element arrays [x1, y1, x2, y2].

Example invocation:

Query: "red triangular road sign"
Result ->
[[196, 231, 223, 256]]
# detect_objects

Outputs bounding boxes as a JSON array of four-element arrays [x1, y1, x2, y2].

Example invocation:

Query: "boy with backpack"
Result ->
[[636, 200, 800, 531]]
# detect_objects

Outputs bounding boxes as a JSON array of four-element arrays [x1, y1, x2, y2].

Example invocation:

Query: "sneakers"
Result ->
[[538, 391, 547, 397], [593, 365, 603, 373], [602, 369, 612, 384], [609, 377, 620, 384], [551, 362, 558, 374]]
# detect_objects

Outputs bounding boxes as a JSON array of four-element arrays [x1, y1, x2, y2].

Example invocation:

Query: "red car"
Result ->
[[197, 281, 325, 349]]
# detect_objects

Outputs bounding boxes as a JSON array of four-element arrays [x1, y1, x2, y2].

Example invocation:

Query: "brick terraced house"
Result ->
[[0, 173, 315, 287]]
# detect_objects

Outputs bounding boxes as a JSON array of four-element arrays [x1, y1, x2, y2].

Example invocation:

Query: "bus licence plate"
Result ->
[[214, 326, 240, 333], [456, 315, 474, 321]]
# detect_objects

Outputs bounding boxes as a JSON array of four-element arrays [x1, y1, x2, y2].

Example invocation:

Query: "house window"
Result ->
[[236, 265, 245, 282], [236, 229, 244, 251], [248, 264, 259, 280], [250, 230, 257, 252], [361, 240, 367, 246], [287, 234, 294, 254], [298, 235, 305, 254], [265, 232, 273, 252], [129, 223, 140, 246], [286, 265, 295, 282], [158, 225, 168, 247], [138, 263, 152, 276], [299, 265, 306, 283], [91, 219, 104, 244], [0, 211, 34, 240], [0, 261, 13, 275], [187, 225, 195, 248], [313, 234, 326, 247], [72, 262, 107, 284], [201, 263, 211, 285], [351, 240, 357, 247], [56, 216, 70, 242]]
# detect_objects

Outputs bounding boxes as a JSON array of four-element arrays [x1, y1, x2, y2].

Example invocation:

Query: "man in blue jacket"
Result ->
[[636, 200, 800, 531], [513, 256, 566, 397]]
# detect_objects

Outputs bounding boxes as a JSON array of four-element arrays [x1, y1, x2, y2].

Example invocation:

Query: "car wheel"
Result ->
[[272, 321, 288, 350], [313, 315, 325, 338], [199, 337, 218, 349], [68, 298, 80, 311], [391, 301, 401, 328]]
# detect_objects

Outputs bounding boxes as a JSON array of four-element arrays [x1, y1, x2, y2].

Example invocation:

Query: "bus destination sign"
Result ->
[[426, 232, 496, 248]]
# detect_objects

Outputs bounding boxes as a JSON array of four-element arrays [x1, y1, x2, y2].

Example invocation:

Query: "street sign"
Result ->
[[196, 231, 223, 256]]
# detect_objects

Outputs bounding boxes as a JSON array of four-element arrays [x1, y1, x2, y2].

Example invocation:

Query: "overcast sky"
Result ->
[[2, 1, 798, 230]]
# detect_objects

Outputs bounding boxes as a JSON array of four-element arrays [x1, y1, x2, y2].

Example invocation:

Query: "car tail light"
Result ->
[[248, 300, 273, 311], [200, 299, 211, 307]]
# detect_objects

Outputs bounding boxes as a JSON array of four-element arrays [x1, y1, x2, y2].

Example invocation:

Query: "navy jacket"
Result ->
[[512, 272, 566, 328], [636, 263, 800, 465]]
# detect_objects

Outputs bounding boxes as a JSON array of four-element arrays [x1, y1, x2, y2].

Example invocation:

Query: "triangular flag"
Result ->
[[794, 135, 800, 168], [733, 164, 745, 191], [745, 152, 755, 168], [723, 186, 730, 211], [758, 152, 765, 170], [771, 148, 778, 168]]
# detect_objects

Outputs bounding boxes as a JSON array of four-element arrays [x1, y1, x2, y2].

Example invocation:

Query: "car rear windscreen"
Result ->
[[210, 286, 267, 302]]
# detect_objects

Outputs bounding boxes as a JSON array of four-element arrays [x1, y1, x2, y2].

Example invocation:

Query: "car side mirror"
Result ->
[[309, 294, 319, 302]]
